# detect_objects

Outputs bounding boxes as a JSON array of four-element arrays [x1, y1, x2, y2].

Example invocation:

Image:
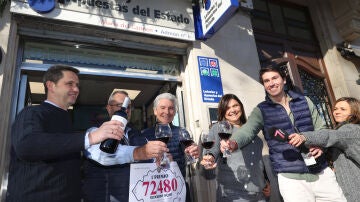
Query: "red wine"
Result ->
[[202, 141, 214, 149], [100, 97, 130, 154], [157, 137, 170, 144], [180, 139, 194, 148], [218, 132, 232, 140]]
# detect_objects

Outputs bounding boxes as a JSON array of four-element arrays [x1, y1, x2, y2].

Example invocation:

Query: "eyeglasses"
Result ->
[[109, 103, 132, 110]]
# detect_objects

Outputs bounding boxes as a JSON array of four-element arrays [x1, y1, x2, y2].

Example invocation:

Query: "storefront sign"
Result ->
[[129, 162, 186, 202], [198, 56, 223, 103], [10, 0, 195, 41], [194, 0, 239, 39]]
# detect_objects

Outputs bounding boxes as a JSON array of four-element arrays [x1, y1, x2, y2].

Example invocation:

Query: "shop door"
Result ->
[[21, 41, 184, 130], [17, 67, 182, 131]]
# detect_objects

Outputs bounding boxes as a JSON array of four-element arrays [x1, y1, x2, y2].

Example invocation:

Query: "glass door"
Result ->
[[16, 74, 32, 114]]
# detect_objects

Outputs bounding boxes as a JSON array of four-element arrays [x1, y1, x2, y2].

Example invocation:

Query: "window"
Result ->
[[252, 0, 316, 41]]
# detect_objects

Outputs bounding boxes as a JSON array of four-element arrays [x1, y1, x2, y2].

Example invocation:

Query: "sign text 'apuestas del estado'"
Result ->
[[61, 0, 191, 24]]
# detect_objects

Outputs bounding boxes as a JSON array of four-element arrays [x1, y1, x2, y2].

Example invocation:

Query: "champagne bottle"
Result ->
[[99, 97, 130, 154]]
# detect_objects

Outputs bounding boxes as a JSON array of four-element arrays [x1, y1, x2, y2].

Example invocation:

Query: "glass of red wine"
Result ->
[[201, 129, 215, 168], [218, 121, 233, 158], [179, 127, 197, 165], [155, 123, 172, 168]]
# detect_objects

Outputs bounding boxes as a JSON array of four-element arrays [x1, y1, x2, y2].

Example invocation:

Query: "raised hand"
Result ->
[[89, 120, 124, 145], [288, 133, 306, 147], [309, 146, 323, 158], [185, 144, 200, 159], [220, 139, 238, 153], [200, 154, 217, 169], [133, 141, 169, 161]]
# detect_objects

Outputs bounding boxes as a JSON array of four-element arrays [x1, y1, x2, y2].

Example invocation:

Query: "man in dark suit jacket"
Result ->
[[83, 90, 168, 202], [6, 65, 124, 202]]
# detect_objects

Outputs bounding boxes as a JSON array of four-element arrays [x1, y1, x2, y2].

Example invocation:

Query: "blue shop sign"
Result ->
[[194, 0, 239, 39], [198, 56, 223, 103]]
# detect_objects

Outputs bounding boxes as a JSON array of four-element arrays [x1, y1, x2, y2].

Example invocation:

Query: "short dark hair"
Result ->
[[259, 66, 286, 84], [43, 65, 79, 94], [258, 65, 300, 93], [217, 94, 247, 124], [335, 97, 360, 124]]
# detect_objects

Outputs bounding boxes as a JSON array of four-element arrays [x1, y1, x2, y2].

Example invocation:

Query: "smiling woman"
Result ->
[[288, 97, 360, 202], [332, 99, 355, 123], [200, 93, 278, 202]]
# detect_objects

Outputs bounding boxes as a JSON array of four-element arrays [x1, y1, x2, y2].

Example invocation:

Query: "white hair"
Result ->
[[153, 93, 178, 112]]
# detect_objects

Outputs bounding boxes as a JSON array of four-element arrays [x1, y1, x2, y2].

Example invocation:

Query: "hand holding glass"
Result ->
[[201, 130, 215, 169], [179, 128, 197, 165], [218, 121, 233, 158], [155, 123, 172, 168]]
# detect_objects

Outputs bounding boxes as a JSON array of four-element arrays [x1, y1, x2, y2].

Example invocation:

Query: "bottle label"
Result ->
[[123, 97, 130, 108], [111, 115, 128, 130], [301, 152, 317, 166]]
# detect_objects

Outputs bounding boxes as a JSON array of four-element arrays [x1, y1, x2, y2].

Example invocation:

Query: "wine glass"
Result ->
[[218, 121, 233, 158], [201, 129, 215, 168], [155, 123, 172, 168], [179, 127, 197, 165]]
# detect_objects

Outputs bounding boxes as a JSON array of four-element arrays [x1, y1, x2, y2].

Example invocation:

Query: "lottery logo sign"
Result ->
[[197, 56, 223, 103], [209, 59, 218, 67]]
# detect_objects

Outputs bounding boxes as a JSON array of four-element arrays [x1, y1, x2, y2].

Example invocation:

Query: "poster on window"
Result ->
[[129, 162, 186, 202]]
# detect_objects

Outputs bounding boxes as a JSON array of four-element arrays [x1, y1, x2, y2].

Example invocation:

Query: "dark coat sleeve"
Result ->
[[12, 106, 85, 161]]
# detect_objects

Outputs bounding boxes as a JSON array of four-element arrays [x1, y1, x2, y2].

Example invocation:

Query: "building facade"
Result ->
[[0, 0, 359, 201]]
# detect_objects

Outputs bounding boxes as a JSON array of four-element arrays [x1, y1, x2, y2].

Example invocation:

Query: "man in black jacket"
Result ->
[[6, 65, 124, 202]]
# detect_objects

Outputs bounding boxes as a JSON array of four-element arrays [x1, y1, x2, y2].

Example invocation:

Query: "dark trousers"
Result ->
[[83, 160, 130, 202]]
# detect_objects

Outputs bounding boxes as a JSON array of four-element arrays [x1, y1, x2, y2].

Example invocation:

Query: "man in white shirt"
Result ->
[[83, 90, 168, 202]]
